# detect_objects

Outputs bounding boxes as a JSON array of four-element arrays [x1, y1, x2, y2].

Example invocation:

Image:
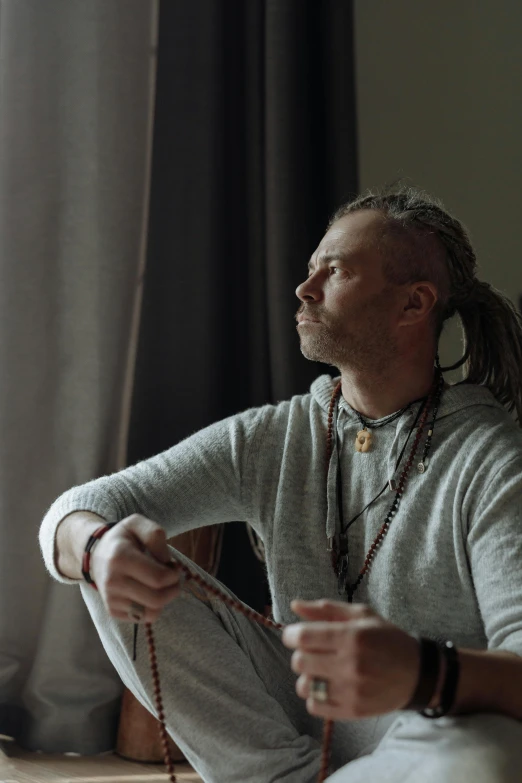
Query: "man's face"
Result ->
[[295, 209, 402, 372]]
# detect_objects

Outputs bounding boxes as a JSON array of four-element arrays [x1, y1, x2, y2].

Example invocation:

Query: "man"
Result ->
[[40, 186, 522, 782]]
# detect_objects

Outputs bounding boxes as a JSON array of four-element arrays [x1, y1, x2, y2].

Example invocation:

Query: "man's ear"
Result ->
[[400, 282, 438, 326]]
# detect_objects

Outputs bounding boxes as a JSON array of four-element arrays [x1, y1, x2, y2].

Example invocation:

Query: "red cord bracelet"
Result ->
[[81, 522, 117, 589]]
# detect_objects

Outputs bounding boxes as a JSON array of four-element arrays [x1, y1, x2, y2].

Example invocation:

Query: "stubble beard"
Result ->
[[298, 321, 397, 374]]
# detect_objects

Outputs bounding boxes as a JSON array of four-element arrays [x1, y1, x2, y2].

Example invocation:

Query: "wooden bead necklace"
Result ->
[[139, 371, 443, 783]]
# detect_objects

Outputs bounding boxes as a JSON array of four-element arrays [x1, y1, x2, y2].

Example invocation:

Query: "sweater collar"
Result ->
[[310, 373, 505, 423]]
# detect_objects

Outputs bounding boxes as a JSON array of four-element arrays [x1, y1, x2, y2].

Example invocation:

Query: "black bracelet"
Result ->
[[421, 641, 460, 718], [403, 636, 441, 711]]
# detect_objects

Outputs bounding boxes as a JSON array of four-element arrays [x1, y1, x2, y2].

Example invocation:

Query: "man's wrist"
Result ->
[[449, 648, 522, 720], [55, 511, 108, 580]]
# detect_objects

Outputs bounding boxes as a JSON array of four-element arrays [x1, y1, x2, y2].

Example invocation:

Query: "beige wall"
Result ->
[[354, 0, 522, 374]]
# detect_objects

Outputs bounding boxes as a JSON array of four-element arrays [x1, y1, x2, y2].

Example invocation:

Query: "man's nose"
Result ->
[[295, 275, 323, 302]]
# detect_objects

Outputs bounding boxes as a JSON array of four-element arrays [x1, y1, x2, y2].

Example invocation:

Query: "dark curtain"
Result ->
[[127, 0, 358, 612]]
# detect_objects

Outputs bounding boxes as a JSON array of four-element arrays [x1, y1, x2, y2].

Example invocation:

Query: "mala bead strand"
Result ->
[[144, 623, 177, 782], [142, 562, 288, 783], [143, 558, 336, 781], [328, 371, 443, 603], [128, 372, 443, 783], [319, 718, 334, 782], [345, 383, 437, 601], [142, 557, 344, 783]]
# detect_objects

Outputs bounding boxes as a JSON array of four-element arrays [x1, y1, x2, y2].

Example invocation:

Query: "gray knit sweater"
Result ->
[[39, 374, 522, 655]]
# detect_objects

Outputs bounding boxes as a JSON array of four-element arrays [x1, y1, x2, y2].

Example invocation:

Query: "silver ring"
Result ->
[[128, 601, 146, 622], [310, 677, 330, 703]]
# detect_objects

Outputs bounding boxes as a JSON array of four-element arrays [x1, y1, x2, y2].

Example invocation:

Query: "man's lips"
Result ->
[[297, 314, 321, 323]]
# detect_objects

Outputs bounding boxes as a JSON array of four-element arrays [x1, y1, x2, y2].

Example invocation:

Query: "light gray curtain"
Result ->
[[0, 0, 157, 753]]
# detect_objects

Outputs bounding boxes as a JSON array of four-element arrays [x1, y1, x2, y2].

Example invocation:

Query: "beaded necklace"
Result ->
[[135, 366, 445, 782], [327, 369, 444, 602]]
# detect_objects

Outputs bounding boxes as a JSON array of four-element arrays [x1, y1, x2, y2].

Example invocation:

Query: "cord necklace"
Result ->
[[327, 370, 444, 602]]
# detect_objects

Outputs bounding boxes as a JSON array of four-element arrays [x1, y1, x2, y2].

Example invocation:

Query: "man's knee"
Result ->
[[424, 743, 514, 783], [329, 712, 522, 783], [398, 712, 522, 783]]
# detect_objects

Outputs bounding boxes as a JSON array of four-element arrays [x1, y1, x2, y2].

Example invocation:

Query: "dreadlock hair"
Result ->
[[328, 184, 522, 425]]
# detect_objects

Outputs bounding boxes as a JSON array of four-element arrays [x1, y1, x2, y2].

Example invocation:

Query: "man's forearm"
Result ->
[[55, 511, 108, 580], [448, 647, 522, 720]]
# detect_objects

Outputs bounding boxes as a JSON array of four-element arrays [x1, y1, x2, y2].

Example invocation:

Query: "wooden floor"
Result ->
[[0, 738, 203, 783]]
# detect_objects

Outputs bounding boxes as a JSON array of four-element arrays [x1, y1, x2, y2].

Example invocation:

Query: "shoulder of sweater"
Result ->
[[237, 374, 335, 418], [228, 376, 332, 437], [437, 383, 521, 439], [437, 384, 522, 473], [438, 382, 505, 418], [239, 376, 522, 438]]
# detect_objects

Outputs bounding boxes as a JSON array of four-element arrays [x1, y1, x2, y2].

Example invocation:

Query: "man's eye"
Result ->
[[307, 267, 339, 278]]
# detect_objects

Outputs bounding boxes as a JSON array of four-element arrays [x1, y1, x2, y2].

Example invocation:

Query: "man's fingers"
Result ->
[[291, 599, 372, 621], [291, 649, 338, 677], [110, 578, 182, 621], [296, 675, 342, 707], [283, 621, 347, 650], [121, 515, 173, 565], [141, 527, 173, 566], [283, 616, 379, 650], [120, 546, 182, 589]]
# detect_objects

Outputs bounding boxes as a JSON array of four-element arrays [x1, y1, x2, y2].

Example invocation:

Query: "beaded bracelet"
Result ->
[[81, 522, 117, 589]]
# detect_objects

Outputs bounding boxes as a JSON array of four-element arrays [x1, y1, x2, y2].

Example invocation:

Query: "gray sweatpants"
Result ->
[[80, 546, 522, 783]]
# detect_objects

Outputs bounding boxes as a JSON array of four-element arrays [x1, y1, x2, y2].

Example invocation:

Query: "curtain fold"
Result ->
[[0, 0, 158, 752], [130, 1, 358, 459], [128, 0, 358, 610]]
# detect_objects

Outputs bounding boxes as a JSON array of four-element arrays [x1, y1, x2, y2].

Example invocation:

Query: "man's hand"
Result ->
[[281, 599, 420, 720], [90, 514, 183, 624]]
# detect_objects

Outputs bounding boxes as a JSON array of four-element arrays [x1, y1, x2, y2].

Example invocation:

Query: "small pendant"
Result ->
[[418, 458, 429, 474], [355, 428, 372, 452]]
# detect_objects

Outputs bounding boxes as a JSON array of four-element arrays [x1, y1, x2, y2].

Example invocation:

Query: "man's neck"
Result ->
[[339, 361, 438, 421]]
